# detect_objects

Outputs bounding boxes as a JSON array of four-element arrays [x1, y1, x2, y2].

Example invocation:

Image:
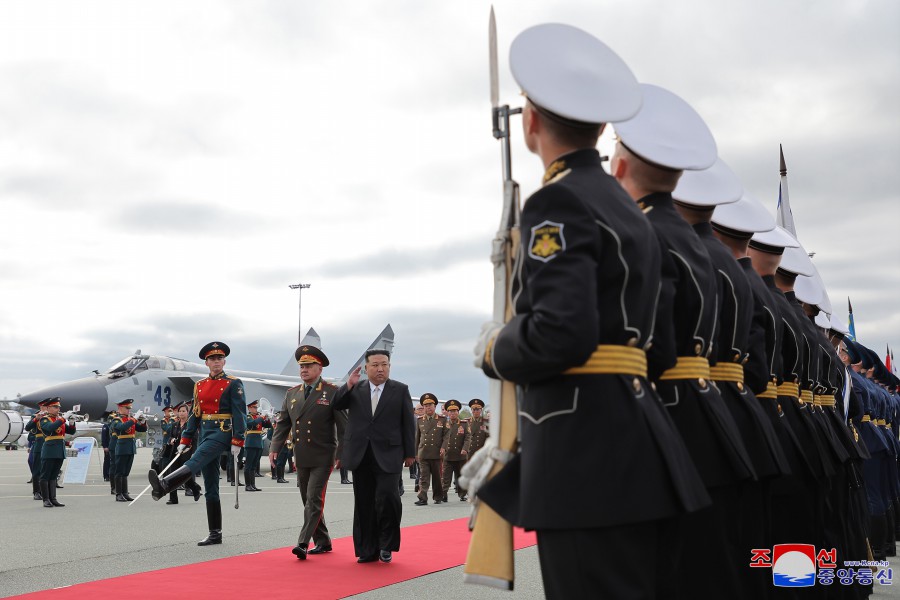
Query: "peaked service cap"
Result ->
[[672, 158, 743, 207], [613, 83, 717, 171], [778, 238, 816, 277], [712, 192, 777, 236], [750, 226, 801, 253], [510, 23, 642, 125]]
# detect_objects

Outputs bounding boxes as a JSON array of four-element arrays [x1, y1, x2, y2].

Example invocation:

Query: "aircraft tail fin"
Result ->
[[339, 324, 395, 385], [280, 327, 322, 376]]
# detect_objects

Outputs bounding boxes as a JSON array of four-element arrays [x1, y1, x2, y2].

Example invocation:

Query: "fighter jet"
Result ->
[[16, 325, 395, 423]]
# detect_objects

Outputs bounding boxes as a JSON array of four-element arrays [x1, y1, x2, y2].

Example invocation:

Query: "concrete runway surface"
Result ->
[[2, 448, 898, 599]]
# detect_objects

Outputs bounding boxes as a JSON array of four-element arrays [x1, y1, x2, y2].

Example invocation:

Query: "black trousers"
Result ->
[[536, 518, 680, 600], [351, 445, 402, 557]]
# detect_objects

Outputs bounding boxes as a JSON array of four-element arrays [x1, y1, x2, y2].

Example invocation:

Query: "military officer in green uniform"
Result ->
[[38, 398, 76, 507], [466, 399, 489, 456], [243, 399, 271, 492], [24, 400, 48, 500], [414, 393, 446, 506], [270, 344, 347, 560], [111, 399, 148, 502], [440, 399, 471, 502], [148, 341, 247, 546]]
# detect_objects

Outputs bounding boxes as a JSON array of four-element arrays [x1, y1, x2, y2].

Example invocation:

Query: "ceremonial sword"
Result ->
[[128, 447, 186, 507]]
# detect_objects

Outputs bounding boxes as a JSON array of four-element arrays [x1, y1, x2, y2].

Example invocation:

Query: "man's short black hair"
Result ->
[[365, 349, 391, 362]]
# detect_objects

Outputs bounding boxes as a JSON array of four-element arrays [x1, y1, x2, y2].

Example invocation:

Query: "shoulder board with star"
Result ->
[[322, 381, 338, 390], [287, 384, 303, 392], [226, 375, 237, 380]]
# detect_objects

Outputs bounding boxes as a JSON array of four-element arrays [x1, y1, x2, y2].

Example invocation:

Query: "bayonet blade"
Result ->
[[489, 6, 499, 108]]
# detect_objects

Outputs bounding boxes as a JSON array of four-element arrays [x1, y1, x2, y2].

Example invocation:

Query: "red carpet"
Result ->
[[10, 518, 536, 600]]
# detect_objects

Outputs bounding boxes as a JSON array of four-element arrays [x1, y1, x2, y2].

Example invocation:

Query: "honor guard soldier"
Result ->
[[414, 393, 446, 506], [440, 399, 471, 502], [111, 399, 148, 502], [243, 399, 271, 492], [612, 83, 757, 594], [148, 341, 247, 546], [474, 25, 709, 598], [107, 408, 122, 495], [37, 398, 76, 507], [270, 344, 347, 560], [24, 401, 48, 500], [466, 399, 489, 456]]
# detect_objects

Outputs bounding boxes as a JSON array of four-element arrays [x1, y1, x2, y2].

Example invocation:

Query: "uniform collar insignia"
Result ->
[[542, 159, 567, 185]]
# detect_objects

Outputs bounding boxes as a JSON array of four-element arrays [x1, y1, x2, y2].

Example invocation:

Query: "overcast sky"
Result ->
[[1, 0, 898, 404]]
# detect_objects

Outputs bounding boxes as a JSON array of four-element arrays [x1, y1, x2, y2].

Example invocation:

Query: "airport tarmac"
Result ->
[[0, 448, 543, 599], [2, 448, 899, 599]]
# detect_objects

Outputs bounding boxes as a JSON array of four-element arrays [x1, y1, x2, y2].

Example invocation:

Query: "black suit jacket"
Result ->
[[333, 378, 415, 473]]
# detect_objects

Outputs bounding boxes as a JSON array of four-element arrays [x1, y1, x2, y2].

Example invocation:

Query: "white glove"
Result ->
[[177, 443, 189, 454], [231, 445, 242, 458], [67, 416, 76, 424], [473, 321, 503, 369], [458, 438, 498, 498]]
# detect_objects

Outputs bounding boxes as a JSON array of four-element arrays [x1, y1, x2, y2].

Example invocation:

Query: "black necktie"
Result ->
[[304, 385, 312, 399]]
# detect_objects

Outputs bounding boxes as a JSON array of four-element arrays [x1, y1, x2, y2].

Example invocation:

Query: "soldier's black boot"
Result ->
[[198, 501, 222, 546], [32, 478, 42, 500], [187, 476, 202, 501], [115, 476, 127, 502], [276, 466, 288, 483], [245, 470, 259, 492], [149, 465, 193, 501], [110, 478, 116, 494], [167, 488, 179, 504], [55, 474, 63, 489], [49, 480, 64, 507], [40, 480, 53, 508], [121, 477, 134, 502]]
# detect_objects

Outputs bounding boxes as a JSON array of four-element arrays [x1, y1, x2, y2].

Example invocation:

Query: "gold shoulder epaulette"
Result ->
[[543, 168, 572, 186]]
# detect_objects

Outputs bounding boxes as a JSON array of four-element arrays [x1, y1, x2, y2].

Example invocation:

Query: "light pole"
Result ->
[[288, 283, 311, 346]]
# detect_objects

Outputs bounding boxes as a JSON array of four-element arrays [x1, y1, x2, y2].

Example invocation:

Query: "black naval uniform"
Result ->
[[695, 223, 790, 599], [479, 149, 709, 599], [642, 192, 755, 597]]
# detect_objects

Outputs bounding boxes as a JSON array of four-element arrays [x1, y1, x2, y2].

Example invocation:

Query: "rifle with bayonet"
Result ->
[[462, 7, 521, 591]]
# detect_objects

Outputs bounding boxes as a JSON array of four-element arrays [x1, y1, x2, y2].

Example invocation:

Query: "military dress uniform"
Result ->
[[440, 400, 471, 502], [24, 409, 46, 500], [466, 399, 489, 455], [148, 341, 246, 546], [271, 345, 348, 559], [414, 393, 446, 505], [107, 412, 121, 494], [38, 399, 76, 508], [111, 400, 148, 502], [243, 402, 272, 492]]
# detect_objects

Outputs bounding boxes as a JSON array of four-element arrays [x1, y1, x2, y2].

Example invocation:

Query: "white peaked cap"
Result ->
[[510, 24, 642, 124], [794, 273, 823, 307], [830, 313, 850, 335], [779, 237, 816, 277], [815, 312, 832, 329], [751, 225, 801, 249], [672, 158, 743, 207], [712, 191, 777, 234], [613, 83, 717, 171]]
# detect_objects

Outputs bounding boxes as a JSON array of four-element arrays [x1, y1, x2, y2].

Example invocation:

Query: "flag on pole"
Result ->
[[887, 345, 892, 374], [776, 144, 798, 237], [847, 297, 856, 340]]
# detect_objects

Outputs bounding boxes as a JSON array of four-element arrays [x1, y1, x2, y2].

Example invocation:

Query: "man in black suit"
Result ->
[[333, 349, 416, 564]]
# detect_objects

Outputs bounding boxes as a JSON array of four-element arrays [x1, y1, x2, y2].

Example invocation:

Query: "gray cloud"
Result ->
[[109, 199, 271, 234]]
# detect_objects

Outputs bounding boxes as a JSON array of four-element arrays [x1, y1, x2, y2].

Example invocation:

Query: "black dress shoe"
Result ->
[[292, 545, 307, 560], [357, 554, 378, 563], [414, 499, 427, 506], [341, 479, 352, 484], [379, 550, 392, 563], [460, 495, 467, 502], [434, 499, 443, 504], [307, 543, 332, 555]]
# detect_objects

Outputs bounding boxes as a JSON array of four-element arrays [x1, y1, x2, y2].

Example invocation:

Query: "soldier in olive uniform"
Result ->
[[111, 399, 148, 502], [270, 344, 347, 560], [414, 393, 446, 506], [38, 398, 76, 507], [243, 399, 271, 492], [440, 399, 471, 502], [24, 401, 48, 500], [149, 341, 246, 547], [466, 399, 489, 456]]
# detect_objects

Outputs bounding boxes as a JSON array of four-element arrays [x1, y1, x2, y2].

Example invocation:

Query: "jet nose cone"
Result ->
[[17, 377, 108, 418]]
